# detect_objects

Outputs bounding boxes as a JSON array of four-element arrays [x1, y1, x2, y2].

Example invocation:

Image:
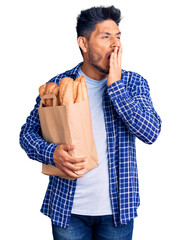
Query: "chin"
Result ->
[[91, 63, 109, 75]]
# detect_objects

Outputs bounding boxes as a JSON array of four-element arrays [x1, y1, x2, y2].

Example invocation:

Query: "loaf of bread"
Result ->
[[74, 76, 88, 103], [39, 76, 88, 107], [39, 82, 59, 107], [52, 86, 60, 106], [59, 77, 74, 106]]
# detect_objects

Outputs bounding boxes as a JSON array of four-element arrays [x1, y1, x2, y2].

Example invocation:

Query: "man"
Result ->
[[20, 6, 161, 240]]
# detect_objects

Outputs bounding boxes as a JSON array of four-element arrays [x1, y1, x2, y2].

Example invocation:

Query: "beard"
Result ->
[[88, 45, 109, 75]]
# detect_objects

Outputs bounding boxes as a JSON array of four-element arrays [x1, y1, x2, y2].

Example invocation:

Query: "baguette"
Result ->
[[39, 76, 88, 107], [74, 76, 88, 103], [39, 84, 46, 105], [73, 81, 80, 102], [59, 77, 74, 105], [52, 86, 60, 106], [39, 82, 59, 107]]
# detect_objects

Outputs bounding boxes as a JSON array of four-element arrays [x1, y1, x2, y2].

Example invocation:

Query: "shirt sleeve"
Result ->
[[19, 95, 58, 165], [107, 74, 162, 144]]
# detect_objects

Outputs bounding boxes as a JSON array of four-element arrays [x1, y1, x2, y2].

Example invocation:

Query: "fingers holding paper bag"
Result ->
[[53, 144, 87, 179]]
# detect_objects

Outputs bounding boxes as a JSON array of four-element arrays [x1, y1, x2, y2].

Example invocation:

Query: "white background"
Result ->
[[1, 0, 181, 239]]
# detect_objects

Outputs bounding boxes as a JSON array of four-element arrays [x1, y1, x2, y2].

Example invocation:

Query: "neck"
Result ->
[[81, 61, 107, 81]]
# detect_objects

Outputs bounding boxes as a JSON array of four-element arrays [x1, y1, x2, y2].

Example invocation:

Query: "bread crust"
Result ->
[[39, 82, 59, 107], [39, 76, 88, 107], [59, 77, 74, 105], [74, 76, 88, 102], [39, 84, 46, 105]]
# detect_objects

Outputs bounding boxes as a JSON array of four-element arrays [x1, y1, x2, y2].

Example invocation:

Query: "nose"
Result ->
[[110, 37, 120, 49]]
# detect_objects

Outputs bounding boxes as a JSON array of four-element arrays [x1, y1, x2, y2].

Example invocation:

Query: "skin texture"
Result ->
[[53, 19, 123, 179]]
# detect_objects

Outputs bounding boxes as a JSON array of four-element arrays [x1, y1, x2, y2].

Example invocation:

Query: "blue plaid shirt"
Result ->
[[20, 62, 161, 228]]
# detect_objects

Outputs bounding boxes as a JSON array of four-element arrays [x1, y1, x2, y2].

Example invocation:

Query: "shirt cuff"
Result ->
[[107, 80, 128, 100], [43, 143, 58, 166]]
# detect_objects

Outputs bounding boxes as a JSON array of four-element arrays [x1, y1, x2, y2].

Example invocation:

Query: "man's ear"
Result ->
[[77, 37, 88, 53]]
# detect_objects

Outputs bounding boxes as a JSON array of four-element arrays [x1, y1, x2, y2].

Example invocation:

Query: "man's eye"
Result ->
[[103, 36, 109, 39]]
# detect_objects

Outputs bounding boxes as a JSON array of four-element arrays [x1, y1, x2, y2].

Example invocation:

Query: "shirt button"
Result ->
[[69, 191, 72, 194]]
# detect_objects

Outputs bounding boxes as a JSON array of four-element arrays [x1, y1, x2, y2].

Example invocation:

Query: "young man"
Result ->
[[20, 6, 161, 240]]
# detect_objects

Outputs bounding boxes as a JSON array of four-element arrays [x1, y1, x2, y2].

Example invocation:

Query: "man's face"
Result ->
[[86, 20, 121, 75]]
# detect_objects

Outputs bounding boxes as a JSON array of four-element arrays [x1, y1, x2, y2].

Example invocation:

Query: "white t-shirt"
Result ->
[[71, 67, 112, 215]]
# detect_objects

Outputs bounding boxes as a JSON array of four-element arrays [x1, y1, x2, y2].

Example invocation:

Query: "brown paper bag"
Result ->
[[38, 94, 98, 179]]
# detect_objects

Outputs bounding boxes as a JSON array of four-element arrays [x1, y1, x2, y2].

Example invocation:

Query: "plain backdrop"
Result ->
[[1, 0, 181, 239]]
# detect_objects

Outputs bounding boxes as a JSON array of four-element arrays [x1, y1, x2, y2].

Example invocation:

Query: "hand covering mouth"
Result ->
[[107, 51, 113, 62]]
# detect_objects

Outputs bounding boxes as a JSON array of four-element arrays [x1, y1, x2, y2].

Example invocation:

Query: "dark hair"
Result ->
[[76, 6, 121, 40]]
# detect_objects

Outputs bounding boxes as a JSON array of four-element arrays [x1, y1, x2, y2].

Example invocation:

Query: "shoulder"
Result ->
[[47, 63, 82, 85]]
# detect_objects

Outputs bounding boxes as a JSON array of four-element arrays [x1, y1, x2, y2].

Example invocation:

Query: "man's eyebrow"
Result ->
[[99, 31, 121, 35]]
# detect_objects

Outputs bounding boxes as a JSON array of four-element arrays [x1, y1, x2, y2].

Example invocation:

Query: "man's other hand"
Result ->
[[53, 144, 86, 179]]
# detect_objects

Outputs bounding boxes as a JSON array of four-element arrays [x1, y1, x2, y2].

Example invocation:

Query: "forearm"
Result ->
[[20, 124, 57, 165], [19, 96, 57, 165], [107, 79, 161, 144]]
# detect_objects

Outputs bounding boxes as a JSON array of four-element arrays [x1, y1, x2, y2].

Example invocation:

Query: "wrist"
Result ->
[[107, 71, 122, 87], [107, 76, 121, 87]]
